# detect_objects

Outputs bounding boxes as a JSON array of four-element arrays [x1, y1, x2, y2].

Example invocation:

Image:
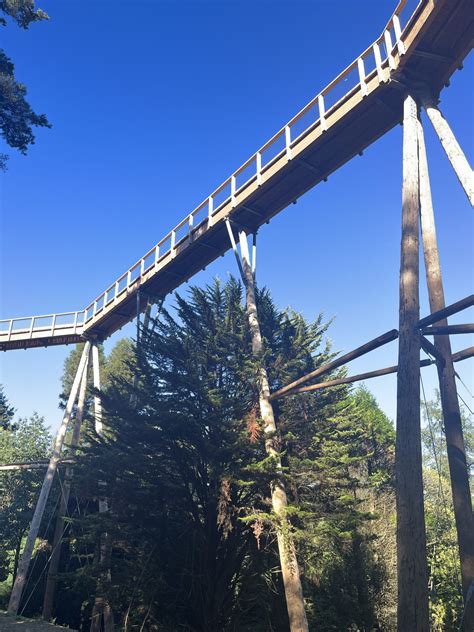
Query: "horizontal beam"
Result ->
[[422, 324, 474, 336], [273, 346, 474, 398], [418, 294, 474, 329], [269, 328, 399, 401]]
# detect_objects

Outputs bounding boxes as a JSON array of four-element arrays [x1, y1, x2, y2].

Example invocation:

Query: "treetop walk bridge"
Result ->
[[2, 1, 474, 629], [1, 0, 472, 351]]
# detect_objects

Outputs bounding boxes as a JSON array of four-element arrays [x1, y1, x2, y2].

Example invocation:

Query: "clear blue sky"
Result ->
[[1, 0, 473, 430]]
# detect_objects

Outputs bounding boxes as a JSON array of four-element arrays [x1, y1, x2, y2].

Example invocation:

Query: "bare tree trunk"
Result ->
[[417, 116, 474, 629], [237, 230, 309, 632], [395, 94, 429, 632]]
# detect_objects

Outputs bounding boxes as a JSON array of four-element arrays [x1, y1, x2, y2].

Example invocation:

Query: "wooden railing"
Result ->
[[1, 0, 425, 346]]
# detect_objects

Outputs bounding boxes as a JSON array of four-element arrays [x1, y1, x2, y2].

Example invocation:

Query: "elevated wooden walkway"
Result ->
[[1, 0, 472, 351]]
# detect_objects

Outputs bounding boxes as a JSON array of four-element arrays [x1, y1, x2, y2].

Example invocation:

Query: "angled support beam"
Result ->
[[8, 342, 91, 615], [43, 346, 90, 620], [421, 99, 474, 206], [396, 93, 429, 632], [420, 335, 446, 367], [272, 345, 474, 396], [418, 294, 474, 329], [418, 115, 474, 616], [269, 329, 398, 401]]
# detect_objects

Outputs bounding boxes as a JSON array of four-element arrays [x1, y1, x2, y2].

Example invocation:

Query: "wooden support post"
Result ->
[[90, 343, 114, 632], [396, 94, 429, 632], [422, 99, 473, 206], [42, 346, 90, 620], [8, 342, 91, 615], [418, 116, 474, 621], [233, 227, 308, 631]]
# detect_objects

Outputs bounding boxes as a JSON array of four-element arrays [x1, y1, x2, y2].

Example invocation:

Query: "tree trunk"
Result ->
[[238, 231, 309, 632], [418, 116, 474, 628], [395, 94, 429, 632]]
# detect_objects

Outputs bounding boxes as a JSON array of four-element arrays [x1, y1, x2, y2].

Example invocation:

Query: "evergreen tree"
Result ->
[[0, 413, 51, 602], [0, 1, 50, 169], [0, 385, 15, 430], [61, 279, 395, 631]]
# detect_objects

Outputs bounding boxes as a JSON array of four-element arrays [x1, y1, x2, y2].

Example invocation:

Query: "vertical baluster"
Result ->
[[384, 29, 396, 70], [188, 214, 194, 243], [208, 196, 214, 227], [51, 314, 57, 335], [373, 42, 385, 83], [393, 14, 405, 55], [154, 245, 160, 266], [29, 317, 35, 339], [318, 94, 327, 131], [357, 57, 368, 96], [285, 126, 292, 160], [171, 231, 176, 257], [256, 152, 262, 185], [231, 175, 237, 207]]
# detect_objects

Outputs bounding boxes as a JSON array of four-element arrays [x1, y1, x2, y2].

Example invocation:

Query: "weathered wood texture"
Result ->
[[422, 100, 473, 206], [238, 230, 309, 632], [270, 329, 398, 400], [396, 94, 429, 632], [42, 350, 90, 620], [276, 346, 473, 395], [7, 343, 91, 615], [90, 343, 114, 632], [418, 117, 474, 623]]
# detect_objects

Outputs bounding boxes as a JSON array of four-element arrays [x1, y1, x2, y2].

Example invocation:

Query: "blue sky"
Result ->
[[0, 0, 472, 430]]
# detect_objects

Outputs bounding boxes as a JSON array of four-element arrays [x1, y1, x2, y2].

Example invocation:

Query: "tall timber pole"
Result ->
[[8, 342, 91, 615], [225, 218, 309, 631], [42, 346, 91, 620], [421, 97, 473, 207], [417, 116, 474, 628], [396, 94, 429, 632]]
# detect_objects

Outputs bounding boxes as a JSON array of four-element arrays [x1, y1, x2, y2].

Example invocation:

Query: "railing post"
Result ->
[[208, 196, 214, 226], [285, 126, 292, 159], [393, 14, 405, 55], [357, 57, 368, 96], [188, 214, 194, 242], [154, 245, 160, 266], [231, 175, 237, 207], [384, 29, 396, 70], [318, 94, 327, 131], [256, 152, 262, 185], [373, 42, 385, 83]]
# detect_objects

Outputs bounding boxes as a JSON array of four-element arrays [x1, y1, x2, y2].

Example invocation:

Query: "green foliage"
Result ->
[[0, 1, 48, 28], [0, 385, 15, 430], [0, 1, 50, 169], [421, 393, 473, 630], [0, 413, 51, 599], [53, 279, 396, 631]]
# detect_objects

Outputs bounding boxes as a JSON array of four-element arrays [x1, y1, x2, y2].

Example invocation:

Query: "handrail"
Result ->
[[2, 0, 427, 343]]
